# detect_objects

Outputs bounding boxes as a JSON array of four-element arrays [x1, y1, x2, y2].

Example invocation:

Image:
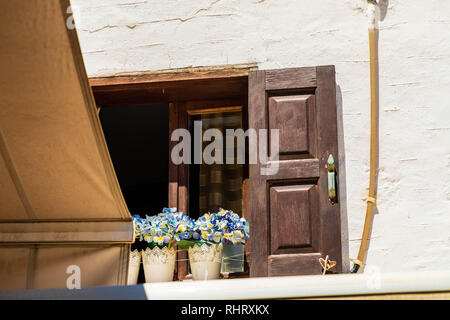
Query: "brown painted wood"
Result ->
[[92, 77, 248, 108], [185, 98, 247, 111], [248, 70, 268, 277], [269, 96, 309, 154], [269, 95, 316, 157], [241, 178, 251, 276], [265, 67, 316, 91], [248, 66, 342, 277], [177, 101, 189, 216], [269, 184, 318, 255], [241, 99, 251, 278], [168, 103, 179, 209], [268, 253, 322, 276], [176, 102, 189, 280], [168, 102, 179, 280], [315, 65, 342, 273], [268, 159, 320, 180], [89, 67, 254, 87]]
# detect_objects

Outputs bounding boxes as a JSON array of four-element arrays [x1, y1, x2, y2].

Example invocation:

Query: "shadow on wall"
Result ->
[[373, 0, 388, 216], [378, 0, 389, 21], [336, 84, 350, 273]]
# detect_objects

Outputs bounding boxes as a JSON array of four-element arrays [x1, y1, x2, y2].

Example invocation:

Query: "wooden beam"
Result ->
[[89, 65, 256, 87], [91, 78, 249, 108]]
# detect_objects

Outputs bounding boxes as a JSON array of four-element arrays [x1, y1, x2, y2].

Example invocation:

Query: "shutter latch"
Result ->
[[327, 155, 337, 204]]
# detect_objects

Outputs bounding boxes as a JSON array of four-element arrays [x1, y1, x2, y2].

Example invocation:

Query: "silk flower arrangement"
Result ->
[[131, 208, 249, 282]]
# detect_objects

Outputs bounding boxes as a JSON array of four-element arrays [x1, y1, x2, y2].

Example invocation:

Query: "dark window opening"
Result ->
[[99, 104, 169, 216]]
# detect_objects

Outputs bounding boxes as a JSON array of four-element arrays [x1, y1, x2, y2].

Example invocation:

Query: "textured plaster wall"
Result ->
[[71, 0, 450, 273]]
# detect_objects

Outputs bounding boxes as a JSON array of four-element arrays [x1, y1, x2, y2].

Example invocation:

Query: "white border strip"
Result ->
[[143, 271, 450, 300]]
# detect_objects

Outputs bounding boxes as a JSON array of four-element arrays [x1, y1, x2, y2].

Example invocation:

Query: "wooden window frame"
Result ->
[[90, 68, 252, 281], [90, 65, 343, 281]]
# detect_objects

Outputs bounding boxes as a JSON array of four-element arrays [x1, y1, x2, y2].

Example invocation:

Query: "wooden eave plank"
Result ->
[[89, 66, 256, 87]]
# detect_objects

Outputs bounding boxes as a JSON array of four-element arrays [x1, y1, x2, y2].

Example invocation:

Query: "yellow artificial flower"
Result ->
[[176, 224, 186, 233], [154, 235, 165, 246]]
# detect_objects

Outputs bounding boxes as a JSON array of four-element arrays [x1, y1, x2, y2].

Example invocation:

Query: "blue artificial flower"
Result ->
[[180, 232, 189, 240], [134, 208, 249, 248]]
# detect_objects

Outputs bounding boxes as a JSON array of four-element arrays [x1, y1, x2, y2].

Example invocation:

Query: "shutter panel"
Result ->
[[248, 66, 342, 277]]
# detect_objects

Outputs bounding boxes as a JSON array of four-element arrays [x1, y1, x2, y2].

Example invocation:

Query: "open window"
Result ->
[[91, 66, 343, 280]]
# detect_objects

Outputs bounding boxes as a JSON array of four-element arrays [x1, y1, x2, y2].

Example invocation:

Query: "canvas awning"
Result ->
[[0, 0, 133, 290]]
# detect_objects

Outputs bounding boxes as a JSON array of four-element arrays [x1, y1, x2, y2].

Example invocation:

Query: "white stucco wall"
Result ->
[[71, 0, 450, 273]]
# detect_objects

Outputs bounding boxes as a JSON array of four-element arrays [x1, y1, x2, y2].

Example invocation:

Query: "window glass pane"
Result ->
[[188, 111, 243, 219]]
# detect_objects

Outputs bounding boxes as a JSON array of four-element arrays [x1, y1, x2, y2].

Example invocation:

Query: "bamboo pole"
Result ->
[[352, 1, 379, 273]]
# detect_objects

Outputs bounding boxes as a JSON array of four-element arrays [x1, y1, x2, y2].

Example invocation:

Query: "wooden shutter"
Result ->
[[248, 66, 342, 277]]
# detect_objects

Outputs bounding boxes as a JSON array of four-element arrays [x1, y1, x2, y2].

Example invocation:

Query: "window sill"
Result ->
[[142, 270, 450, 300], [1, 271, 450, 300]]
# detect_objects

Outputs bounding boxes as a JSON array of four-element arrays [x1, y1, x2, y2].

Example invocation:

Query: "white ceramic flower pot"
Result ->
[[142, 246, 176, 283], [188, 243, 223, 281], [127, 249, 141, 285]]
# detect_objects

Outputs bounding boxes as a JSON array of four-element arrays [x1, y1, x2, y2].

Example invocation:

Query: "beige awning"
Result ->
[[0, 0, 133, 290]]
